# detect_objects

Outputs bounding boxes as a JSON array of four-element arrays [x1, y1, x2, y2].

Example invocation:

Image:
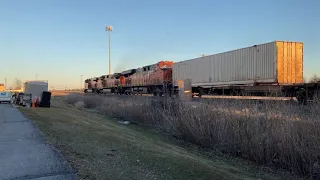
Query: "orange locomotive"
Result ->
[[84, 61, 174, 95]]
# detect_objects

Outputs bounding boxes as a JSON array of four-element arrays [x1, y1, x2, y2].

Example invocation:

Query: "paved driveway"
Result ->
[[0, 104, 77, 180]]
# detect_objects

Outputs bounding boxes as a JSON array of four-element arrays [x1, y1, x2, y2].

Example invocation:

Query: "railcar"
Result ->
[[84, 41, 319, 104], [170, 41, 319, 104]]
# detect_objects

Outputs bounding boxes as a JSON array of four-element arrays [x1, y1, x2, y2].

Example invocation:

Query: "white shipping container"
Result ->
[[173, 41, 303, 87], [24, 81, 49, 101]]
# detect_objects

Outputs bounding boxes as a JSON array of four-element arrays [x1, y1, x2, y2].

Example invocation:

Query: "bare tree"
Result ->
[[303, 76, 307, 83], [13, 78, 23, 90], [309, 74, 320, 83]]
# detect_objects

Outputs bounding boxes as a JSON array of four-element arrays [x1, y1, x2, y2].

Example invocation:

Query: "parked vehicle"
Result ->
[[0, 91, 12, 103]]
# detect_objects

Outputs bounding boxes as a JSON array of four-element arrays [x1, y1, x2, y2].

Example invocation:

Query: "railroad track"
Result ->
[[82, 92, 300, 107]]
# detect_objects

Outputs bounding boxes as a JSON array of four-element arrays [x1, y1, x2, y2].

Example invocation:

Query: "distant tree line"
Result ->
[[308, 74, 320, 83], [6, 78, 23, 90]]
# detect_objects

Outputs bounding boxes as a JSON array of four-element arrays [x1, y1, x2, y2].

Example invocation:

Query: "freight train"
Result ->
[[84, 41, 319, 104]]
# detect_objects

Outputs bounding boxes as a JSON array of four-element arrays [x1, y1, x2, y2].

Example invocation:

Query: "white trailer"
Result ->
[[23, 80, 49, 102]]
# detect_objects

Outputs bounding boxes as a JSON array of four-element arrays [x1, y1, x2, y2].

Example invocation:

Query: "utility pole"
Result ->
[[106, 25, 113, 75], [35, 74, 38, 80], [5, 77, 7, 90], [80, 75, 83, 90]]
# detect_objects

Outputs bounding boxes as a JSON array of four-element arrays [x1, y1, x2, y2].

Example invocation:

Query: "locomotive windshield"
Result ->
[[160, 65, 171, 70]]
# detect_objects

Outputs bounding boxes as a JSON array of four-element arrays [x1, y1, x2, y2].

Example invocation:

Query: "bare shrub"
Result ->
[[64, 94, 320, 179], [81, 95, 104, 109], [64, 93, 83, 104], [74, 101, 85, 110]]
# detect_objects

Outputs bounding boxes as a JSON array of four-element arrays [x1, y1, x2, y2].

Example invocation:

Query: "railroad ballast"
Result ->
[[84, 41, 319, 104]]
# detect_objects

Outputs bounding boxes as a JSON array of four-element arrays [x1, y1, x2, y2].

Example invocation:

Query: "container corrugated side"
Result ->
[[276, 41, 304, 84], [173, 41, 278, 86]]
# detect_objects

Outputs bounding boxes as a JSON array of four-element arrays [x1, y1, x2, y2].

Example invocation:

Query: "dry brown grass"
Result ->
[[63, 93, 320, 179], [50, 90, 83, 97], [18, 98, 299, 180]]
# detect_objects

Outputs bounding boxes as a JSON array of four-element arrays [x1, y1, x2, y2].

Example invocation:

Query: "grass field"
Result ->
[[19, 98, 298, 180]]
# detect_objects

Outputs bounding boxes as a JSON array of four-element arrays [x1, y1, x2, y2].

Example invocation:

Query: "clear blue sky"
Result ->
[[1, 0, 319, 89]]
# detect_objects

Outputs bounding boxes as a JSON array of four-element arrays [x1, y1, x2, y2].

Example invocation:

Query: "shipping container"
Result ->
[[23, 81, 49, 101], [173, 41, 304, 87]]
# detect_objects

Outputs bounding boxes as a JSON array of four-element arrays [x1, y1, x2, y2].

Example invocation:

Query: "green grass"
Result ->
[[19, 99, 298, 180]]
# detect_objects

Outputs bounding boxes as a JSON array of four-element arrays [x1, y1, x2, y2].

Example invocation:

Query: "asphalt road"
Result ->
[[0, 103, 77, 180]]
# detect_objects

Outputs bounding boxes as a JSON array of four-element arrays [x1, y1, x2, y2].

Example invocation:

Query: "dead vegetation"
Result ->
[[19, 97, 299, 180], [63, 93, 320, 179]]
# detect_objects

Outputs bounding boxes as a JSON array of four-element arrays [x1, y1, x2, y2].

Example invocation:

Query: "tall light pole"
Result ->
[[106, 25, 113, 75], [4, 77, 7, 89], [35, 74, 38, 80], [80, 74, 83, 90]]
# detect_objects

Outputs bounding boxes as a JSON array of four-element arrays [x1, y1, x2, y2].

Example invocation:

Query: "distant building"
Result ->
[[0, 84, 5, 91]]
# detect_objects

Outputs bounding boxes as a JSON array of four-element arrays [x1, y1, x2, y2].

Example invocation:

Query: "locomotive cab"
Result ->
[[100, 75, 107, 87], [84, 79, 90, 93], [120, 69, 137, 86]]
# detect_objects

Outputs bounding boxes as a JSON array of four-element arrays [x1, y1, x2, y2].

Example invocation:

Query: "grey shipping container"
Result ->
[[173, 41, 304, 87]]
